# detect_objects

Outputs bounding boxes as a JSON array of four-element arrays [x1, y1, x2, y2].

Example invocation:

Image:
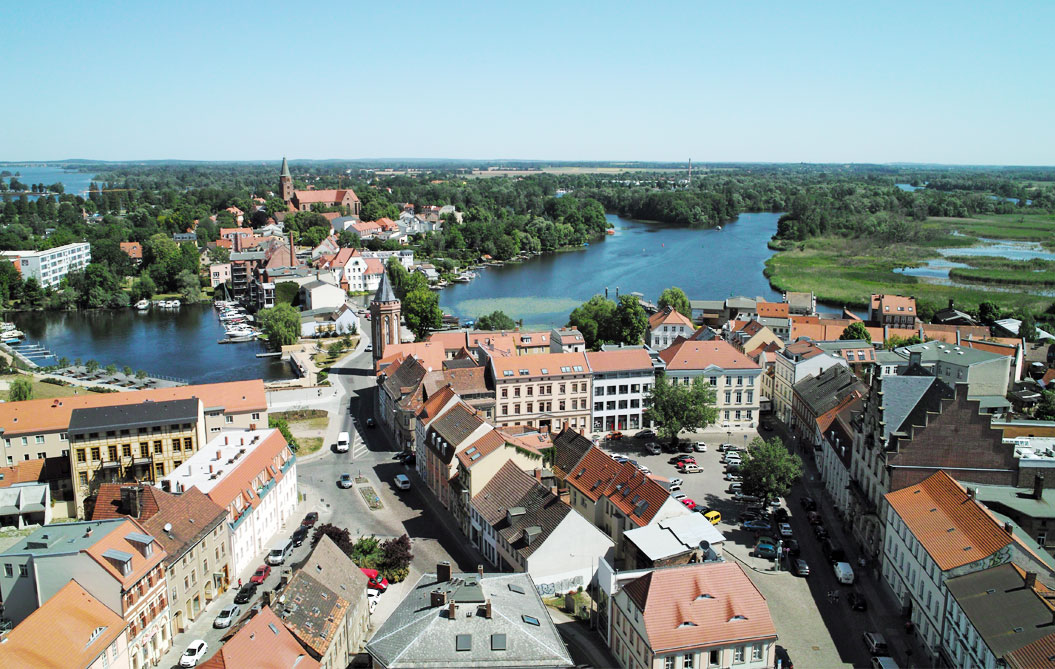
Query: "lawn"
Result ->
[[0, 376, 82, 402], [924, 213, 1055, 242]]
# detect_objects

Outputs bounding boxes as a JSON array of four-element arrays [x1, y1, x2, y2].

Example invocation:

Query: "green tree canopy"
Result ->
[[8, 377, 33, 402], [403, 288, 443, 340], [739, 436, 803, 504], [176, 269, 202, 303], [613, 294, 648, 345], [475, 310, 516, 331], [644, 375, 719, 445], [259, 304, 301, 350], [1036, 390, 1055, 421], [840, 321, 872, 342], [658, 286, 692, 319], [978, 301, 1000, 325], [567, 295, 616, 350]]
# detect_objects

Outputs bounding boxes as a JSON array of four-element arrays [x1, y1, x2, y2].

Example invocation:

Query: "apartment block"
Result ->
[[659, 338, 762, 429], [1, 241, 91, 287], [587, 348, 655, 434], [490, 352, 592, 432]]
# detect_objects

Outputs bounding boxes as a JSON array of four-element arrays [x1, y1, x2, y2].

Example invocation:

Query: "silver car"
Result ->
[[213, 604, 241, 628]]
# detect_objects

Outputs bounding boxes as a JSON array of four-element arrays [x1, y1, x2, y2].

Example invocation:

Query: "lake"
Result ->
[[1, 164, 98, 199], [895, 236, 1055, 295], [438, 212, 784, 328], [6, 304, 295, 384]]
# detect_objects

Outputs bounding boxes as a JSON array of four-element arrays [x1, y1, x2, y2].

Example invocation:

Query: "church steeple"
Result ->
[[279, 157, 293, 203]]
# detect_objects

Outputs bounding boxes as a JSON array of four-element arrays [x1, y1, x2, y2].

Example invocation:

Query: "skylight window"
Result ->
[[540, 368, 548, 374], [491, 634, 507, 651], [456, 634, 472, 651], [560, 366, 571, 373], [729, 615, 747, 621], [508, 583, 525, 594], [503, 370, 514, 377], [522, 614, 540, 626], [573, 365, 583, 372], [678, 621, 697, 628], [87, 625, 108, 645], [519, 369, 530, 376]]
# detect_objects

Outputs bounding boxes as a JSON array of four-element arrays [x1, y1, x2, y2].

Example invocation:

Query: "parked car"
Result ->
[[338, 473, 353, 489], [742, 519, 771, 532], [725, 463, 742, 474], [693, 441, 707, 452], [213, 604, 241, 629], [785, 539, 801, 556], [635, 429, 656, 439], [772, 507, 789, 523], [292, 525, 310, 547], [364, 344, 373, 352], [361, 567, 389, 592], [234, 583, 257, 604], [678, 442, 694, 453], [606, 431, 623, 441], [813, 524, 829, 540], [847, 591, 868, 611], [365, 417, 376, 428], [662, 441, 679, 453], [680, 498, 697, 510], [250, 565, 271, 585], [775, 646, 794, 669], [863, 632, 888, 655], [735, 493, 762, 505], [778, 522, 794, 538], [674, 493, 687, 501], [800, 496, 817, 511], [677, 463, 702, 473], [807, 510, 823, 525], [302, 512, 319, 527], [179, 640, 209, 667], [727, 483, 742, 494], [718, 443, 735, 452], [790, 558, 810, 577], [754, 538, 779, 559], [703, 510, 721, 525], [724, 472, 742, 481], [645, 442, 661, 455], [669, 477, 684, 487], [870, 658, 899, 669], [669, 483, 682, 492], [394, 474, 411, 490]]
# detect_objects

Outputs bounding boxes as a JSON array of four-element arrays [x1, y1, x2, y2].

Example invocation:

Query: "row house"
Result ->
[[882, 471, 1055, 666], [790, 363, 866, 450], [200, 605, 319, 669], [489, 352, 593, 433], [0, 580, 132, 669], [586, 348, 656, 434], [817, 392, 862, 525], [771, 339, 847, 425], [471, 460, 613, 592], [91, 483, 231, 634], [659, 338, 762, 429], [726, 319, 784, 354], [419, 400, 491, 511], [161, 429, 297, 576], [891, 341, 1012, 408], [428, 329, 554, 357], [870, 293, 918, 327], [550, 327, 587, 353], [815, 339, 877, 376], [0, 519, 171, 669], [378, 355, 430, 453], [609, 562, 777, 669]]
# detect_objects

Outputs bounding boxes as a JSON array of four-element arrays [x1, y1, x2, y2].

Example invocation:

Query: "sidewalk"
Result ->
[[549, 606, 619, 669]]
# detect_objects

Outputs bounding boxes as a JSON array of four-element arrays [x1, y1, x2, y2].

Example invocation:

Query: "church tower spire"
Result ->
[[279, 157, 293, 204]]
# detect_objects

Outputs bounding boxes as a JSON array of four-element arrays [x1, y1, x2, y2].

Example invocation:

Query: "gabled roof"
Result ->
[[648, 307, 694, 330], [547, 427, 594, 479], [755, 301, 790, 318], [199, 606, 319, 669], [457, 429, 508, 469], [564, 446, 621, 502], [878, 376, 947, 439], [300, 534, 370, 601], [473, 461, 572, 559], [81, 518, 167, 588], [490, 351, 590, 379], [793, 364, 862, 417], [428, 402, 486, 461], [624, 562, 776, 652], [382, 355, 428, 402], [658, 339, 759, 371], [1006, 631, 1055, 669], [276, 571, 350, 658], [0, 580, 125, 669], [603, 461, 673, 526], [885, 471, 1014, 571], [473, 460, 541, 526], [0, 458, 46, 488], [418, 384, 457, 422]]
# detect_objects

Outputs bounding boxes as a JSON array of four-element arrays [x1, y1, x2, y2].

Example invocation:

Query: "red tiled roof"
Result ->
[[648, 307, 695, 330], [872, 293, 917, 316], [456, 429, 507, 468], [363, 257, 384, 275], [83, 518, 167, 588], [199, 606, 319, 669], [292, 188, 359, 205], [376, 342, 446, 375], [659, 339, 760, 371], [119, 241, 142, 259], [585, 348, 654, 373], [0, 458, 45, 488], [627, 562, 777, 652], [755, 301, 790, 318], [884, 471, 1013, 571], [491, 351, 590, 378], [565, 446, 621, 502], [418, 384, 457, 421], [206, 430, 292, 515], [603, 462, 671, 526], [1005, 632, 1055, 669]]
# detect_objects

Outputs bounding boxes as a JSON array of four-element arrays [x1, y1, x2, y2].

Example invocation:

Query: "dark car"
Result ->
[[800, 496, 817, 511], [742, 519, 771, 532], [662, 442, 679, 454], [668, 455, 687, 465], [635, 429, 657, 439], [847, 591, 867, 611], [292, 526, 310, 547], [813, 524, 829, 540], [773, 508, 789, 523], [365, 417, 376, 428], [233, 583, 257, 604], [807, 511, 823, 525], [754, 537, 780, 559], [775, 646, 794, 669], [678, 442, 694, 453], [790, 558, 810, 577], [786, 539, 801, 556], [725, 463, 742, 474], [821, 539, 845, 563], [301, 512, 319, 528]]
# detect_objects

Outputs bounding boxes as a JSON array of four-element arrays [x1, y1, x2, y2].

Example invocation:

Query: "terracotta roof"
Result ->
[[548, 427, 594, 479], [0, 580, 125, 668], [292, 188, 360, 204], [417, 385, 457, 421], [755, 301, 790, 318], [649, 307, 695, 330], [203, 430, 292, 515], [91, 484, 226, 566], [468, 333, 517, 357], [376, 342, 445, 375], [659, 339, 760, 371], [119, 241, 142, 259], [564, 446, 622, 502], [585, 348, 654, 373], [962, 338, 1019, 358], [381, 355, 428, 403], [490, 351, 590, 378], [83, 518, 167, 589], [456, 428, 508, 468], [442, 366, 490, 396], [0, 458, 45, 488], [276, 571, 350, 657], [885, 471, 1014, 571], [603, 461, 672, 526], [625, 562, 777, 652], [1005, 631, 1055, 669], [0, 379, 266, 437], [199, 606, 320, 669], [426, 331, 470, 350], [363, 257, 384, 275], [872, 293, 917, 315]]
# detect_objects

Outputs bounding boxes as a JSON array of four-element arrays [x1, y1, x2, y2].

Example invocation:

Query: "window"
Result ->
[[595, 402, 603, 412], [79, 472, 88, 486], [725, 391, 732, 404], [153, 440, 162, 454], [122, 443, 131, 457], [225, 415, 233, 424], [172, 439, 180, 451], [154, 462, 165, 477], [752, 644, 763, 661], [709, 650, 720, 666], [709, 377, 717, 386], [3, 564, 11, 577], [526, 386, 533, 396], [108, 445, 117, 461], [35, 435, 44, 444], [77, 449, 86, 463], [501, 405, 508, 416], [90, 447, 101, 461], [684, 654, 695, 669], [251, 412, 260, 420], [736, 391, 742, 404], [733, 646, 745, 663], [19, 564, 28, 577], [502, 388, 508, 398], [595, 386, 604, 396], [514, 387, 521, 398]]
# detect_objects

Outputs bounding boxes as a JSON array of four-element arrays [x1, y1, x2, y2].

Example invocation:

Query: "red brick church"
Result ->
[[279, 157, 361, 215]]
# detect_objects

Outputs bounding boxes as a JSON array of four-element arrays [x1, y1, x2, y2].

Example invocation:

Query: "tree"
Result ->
[[130, 273, 157, 302], [176, 269, 202, 303], [658, 287, 692, 319], [644, 375, 718, 446], [475, 310, 516, 331], [58, 356, 70, 368], [122, 365, 132, 376], [327, 341, 345, 357], [85, 359, 100, 373], [567, 295, 616, 349], [1020, 314, 1039, 342], [978, 301, 1000, 326], [338, 230, 361, 249], [840, 321, 872, 342], [207, 246, 230, 264], [135, 369, 147, 379], [380, 534, 413, 582], [20, 277, 45, 310], [311, 523, 352, 551], [613, 294, 648, 345], [738, 436, 803, 504], [268, 414, 299, 451], [8, 377, 33, 401], [1036, 390, 1055, 421], [105, 363, 117, 375], [259, 304, 301, 349], [403, 288, 443, 340]]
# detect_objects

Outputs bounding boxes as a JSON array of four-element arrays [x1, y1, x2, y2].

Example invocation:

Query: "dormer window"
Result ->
[[126, 533, 155, 558], [87, 625, 108, 646], [678, 621, 697, 628]]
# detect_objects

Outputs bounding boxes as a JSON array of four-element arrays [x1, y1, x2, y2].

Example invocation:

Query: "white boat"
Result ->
[[0, 322, 16, 331], [170, 300, 180, 308], [4, 330, 24, 338], [135, 299, 150, 310], [226, 326, 257, 338], [716, 225, 722, 231]]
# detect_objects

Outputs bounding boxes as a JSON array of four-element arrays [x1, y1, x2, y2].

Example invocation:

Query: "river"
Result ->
[[1, 164, 97, 199], [6, 304, 295, 384], [438, 212, 783, 328]]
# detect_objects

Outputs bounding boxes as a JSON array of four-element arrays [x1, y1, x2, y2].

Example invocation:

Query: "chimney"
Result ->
[[948, 299, 955, 309], [1004, 522, 1014, 536], [1026, 572, 1039, 590], [234, 232, 241, 253], [430, 590, 448, 608], [884, 325, 889, 341], [120, 486, 142, 519], [484, 599, 492, 619], [477, 564, 484, 580], [225, 436, 229, 445], [216, 449, 222, 460], [956, 330, 961, 346], [1035, 474, 1046, 501], [447, 601, 456, 620], [919, 325, 925, 339], [437, 561, 452, 583]]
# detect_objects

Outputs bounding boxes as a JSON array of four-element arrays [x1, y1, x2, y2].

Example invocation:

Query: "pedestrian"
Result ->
[[237, 578, 242, 588]]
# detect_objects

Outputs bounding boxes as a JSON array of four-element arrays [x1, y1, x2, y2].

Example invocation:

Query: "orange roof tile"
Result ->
[[603, 462, 672, 526], [648, 307, 695, 330], [456, 429, 508, 468], [418, 385, 457, 422], [363, 257, 385, 275], [585, 348, 654, 373], [0, 379, 266, 437], [565, 446, 622, 502], [119, 241, 142, 259], [490, 351, 590, 378], [884, 471, 1013, 571], [961, 339, 1018, 358], [199, 606, 319, 669], [204, 431, 291, 515], [659, 339, 760, 371], [0, 580, 126, 669], [872, 293, 917, 315], [375, 342, 446, 375], [292, 188, 359, 205], [755, 301, 790, 318], [1005, 632, 1055, 669], [625, 562, 777, 652], [0, 458, 45, 488], [83, 518, 167, 588]]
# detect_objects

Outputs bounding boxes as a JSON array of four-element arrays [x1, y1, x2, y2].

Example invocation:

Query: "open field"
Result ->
[[924, 213, 1055, 242], [0, 376, 82, 401]]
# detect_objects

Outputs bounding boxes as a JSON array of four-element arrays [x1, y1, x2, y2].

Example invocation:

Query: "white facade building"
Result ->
[[586, 349, 655, 434], [2, 242, 91, 287], [161, 429, 297, 575], [772, 342, 847, 425]]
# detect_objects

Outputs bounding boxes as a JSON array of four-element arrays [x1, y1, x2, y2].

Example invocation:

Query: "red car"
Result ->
[[606, 431, 623, 441], [250, 565, 271, 585], [361, 567, 389, 592], [680, 498, 697, 510]]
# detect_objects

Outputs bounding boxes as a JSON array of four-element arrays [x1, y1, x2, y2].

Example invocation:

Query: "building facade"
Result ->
[[587, 348, 655, 434], [490, 352, 593, 433], [1, 241, 91, 287], [659, 339, 762, 429]]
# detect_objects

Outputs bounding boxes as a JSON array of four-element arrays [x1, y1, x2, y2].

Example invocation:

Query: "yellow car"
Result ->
[[703, 510, 721, 525]]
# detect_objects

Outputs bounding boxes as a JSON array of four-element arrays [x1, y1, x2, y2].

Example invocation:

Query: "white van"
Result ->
[[336, 431, 350, 453], [267, 539, 294, 565], [834, 561, 855, 584]]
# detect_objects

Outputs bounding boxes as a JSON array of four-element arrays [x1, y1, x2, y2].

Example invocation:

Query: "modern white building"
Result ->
[[299, 279, 347, 311], [161, 429, 297, 575], [2, 242, 91, 287], [586, 348, 655, 434]]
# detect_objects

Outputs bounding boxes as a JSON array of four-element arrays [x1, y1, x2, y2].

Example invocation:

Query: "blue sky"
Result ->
[[2, 1, 1052, 164]]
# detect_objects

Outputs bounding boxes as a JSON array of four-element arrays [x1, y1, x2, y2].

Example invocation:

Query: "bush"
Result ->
[[269, 415, 299, 452], [40, 377, 67, 386]]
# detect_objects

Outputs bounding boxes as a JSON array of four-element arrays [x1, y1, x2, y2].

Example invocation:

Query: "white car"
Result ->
[[213, 604, 241, 628], [364, 344, 373, 352], [669, 483, 682, 492], [779, 523, 794, 537], [693, 442, 707, 452], [638, 466, 651, 475], [669, 477, 684, 487], [179, 640, 208, 667], [394, 474, 411, 490], [674, 493, 687, 501]]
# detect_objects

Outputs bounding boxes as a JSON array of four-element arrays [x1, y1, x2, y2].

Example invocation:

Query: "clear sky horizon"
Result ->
[[3, 1, 1053, 165]]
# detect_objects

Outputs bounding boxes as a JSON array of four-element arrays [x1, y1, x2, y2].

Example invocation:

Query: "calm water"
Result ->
[[896, 236, 1055, 296], [7, 304, 294, 383], [1, 164, 97, 199], [438, 212, 784, 328]]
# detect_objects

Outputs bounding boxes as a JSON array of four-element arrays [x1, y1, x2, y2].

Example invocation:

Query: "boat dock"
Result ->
[[256, 351, 282, 358]]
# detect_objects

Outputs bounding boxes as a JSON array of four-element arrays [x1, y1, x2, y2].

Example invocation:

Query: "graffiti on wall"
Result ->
[[536, 574, 583, 596]]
